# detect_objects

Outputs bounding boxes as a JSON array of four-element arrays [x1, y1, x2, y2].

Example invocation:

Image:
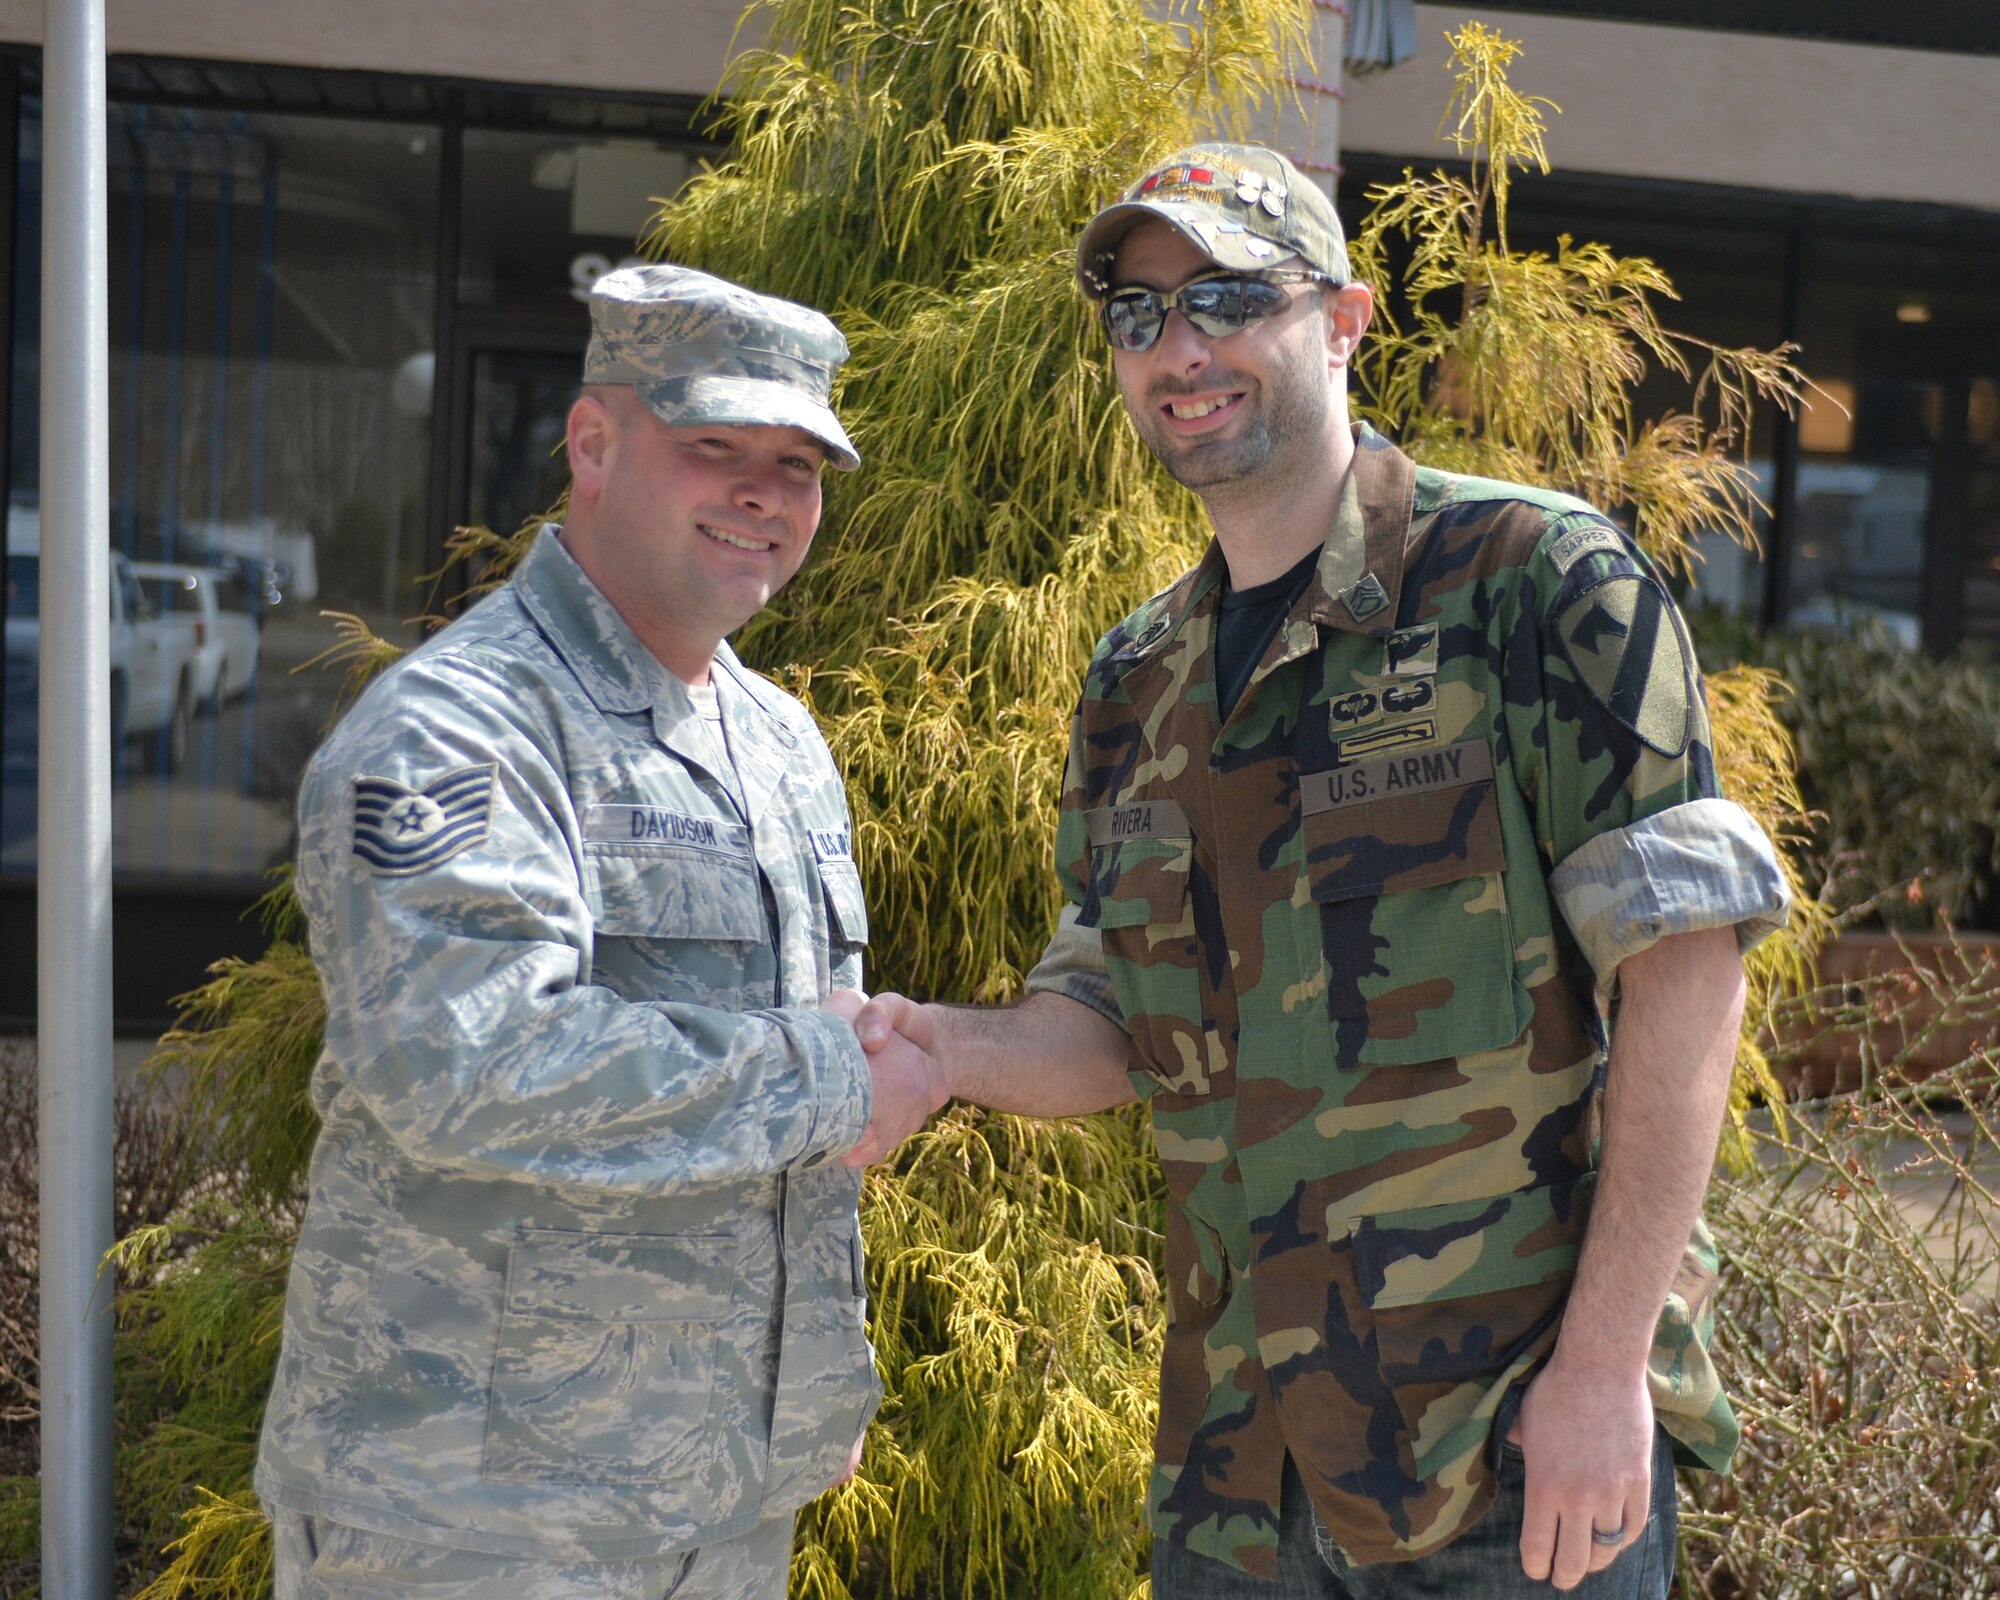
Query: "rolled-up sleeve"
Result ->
[[1023, 902, 1126, 1026], [1548, 796, 1791, 993]]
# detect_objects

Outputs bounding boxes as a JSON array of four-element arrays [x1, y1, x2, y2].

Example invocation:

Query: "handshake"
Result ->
[[820, 989, 949, 1167]]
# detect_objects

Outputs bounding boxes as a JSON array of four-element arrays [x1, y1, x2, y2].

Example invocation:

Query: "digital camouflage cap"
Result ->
[[1076, 142, 1351, 299], [584, 263, 860, 471]]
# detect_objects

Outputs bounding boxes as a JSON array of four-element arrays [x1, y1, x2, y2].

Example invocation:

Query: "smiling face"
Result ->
[[1106, 219, 1346, 496], [561, 387, 826, 681]]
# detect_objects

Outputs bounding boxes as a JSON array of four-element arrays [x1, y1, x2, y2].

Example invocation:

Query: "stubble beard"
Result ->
[[1135, 339, 1333, 505]]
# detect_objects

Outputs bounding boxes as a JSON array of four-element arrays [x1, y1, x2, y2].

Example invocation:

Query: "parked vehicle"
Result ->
[[4, 549, 203, 774], [124, 512, 291, 612], [130, 561, 261, 711]]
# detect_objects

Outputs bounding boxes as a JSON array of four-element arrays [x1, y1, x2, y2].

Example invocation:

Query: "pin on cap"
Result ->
[[584, 264, 859, 471], [1076, 142, 1350, 300]]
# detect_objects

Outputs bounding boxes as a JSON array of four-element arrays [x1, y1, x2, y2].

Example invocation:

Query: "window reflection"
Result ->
[[1788, 382, 1936, 650], [3, 101, 438, 880]]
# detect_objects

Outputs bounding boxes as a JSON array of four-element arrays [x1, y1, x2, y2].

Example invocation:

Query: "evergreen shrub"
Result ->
[[0, 1038, 197, 1598]]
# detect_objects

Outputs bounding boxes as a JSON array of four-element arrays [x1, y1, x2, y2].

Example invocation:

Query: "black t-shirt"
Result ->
[[1214, 544, 1321, 722]]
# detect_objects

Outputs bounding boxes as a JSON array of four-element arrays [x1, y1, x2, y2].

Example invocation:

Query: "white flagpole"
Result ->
[[36, 0, 117, 1591]]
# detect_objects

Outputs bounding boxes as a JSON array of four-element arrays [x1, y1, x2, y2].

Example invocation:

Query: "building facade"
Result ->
[[0, 0, 1992, 1022]]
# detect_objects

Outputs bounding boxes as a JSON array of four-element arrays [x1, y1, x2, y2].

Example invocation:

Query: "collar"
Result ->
[[513, 530, 800, 814], [1113, 422, 1421, 676], [513, 527, 658, 715], [1305, 421, 1419, 636]]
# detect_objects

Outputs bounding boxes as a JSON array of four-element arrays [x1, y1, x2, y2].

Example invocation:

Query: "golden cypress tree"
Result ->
[[105, 11, 1820, 1598]]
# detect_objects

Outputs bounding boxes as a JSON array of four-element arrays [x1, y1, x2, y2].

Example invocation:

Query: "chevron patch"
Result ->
[[352, 764, 497, 875]]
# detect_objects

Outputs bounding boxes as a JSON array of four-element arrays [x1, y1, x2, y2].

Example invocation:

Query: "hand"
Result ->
[[835, 1430, 866, 1486], [851, 991, 942, 1070], [821, 988, 869, 1027], [826, 990, 947, 1166], [1510, 1355, 1654, 1590]]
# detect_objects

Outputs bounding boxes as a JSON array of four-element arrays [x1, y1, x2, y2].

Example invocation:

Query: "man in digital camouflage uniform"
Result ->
[[255, 264, 946, 1600], [855, 145, 1788, 1596]]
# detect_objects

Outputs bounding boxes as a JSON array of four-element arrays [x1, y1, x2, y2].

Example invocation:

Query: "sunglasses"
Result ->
[[1099, 269, 1331, 353]]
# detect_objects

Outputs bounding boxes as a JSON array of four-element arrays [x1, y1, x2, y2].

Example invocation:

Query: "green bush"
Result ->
[[1691, 613, 2000, 930]]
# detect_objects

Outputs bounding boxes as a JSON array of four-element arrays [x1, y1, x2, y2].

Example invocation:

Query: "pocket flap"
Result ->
[[1301, 740, 1504, 903], [587, 845, 764, 941], [1087, 835, 1192, 929], [819, 858, 869, 945], [505, 1230, 738, 1323], [1350, 1175, 1594, 1310]]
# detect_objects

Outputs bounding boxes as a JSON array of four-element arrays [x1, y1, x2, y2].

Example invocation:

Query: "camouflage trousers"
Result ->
[[269, 1511, 793, 1600], [1152, 1429, 1676, 1599]]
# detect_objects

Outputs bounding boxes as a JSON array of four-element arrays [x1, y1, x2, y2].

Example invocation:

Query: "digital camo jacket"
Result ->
[[255, 529, 880, 1560], [1027, 425, 1788, 1575]]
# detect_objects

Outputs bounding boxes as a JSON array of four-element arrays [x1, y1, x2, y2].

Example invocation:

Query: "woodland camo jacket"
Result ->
[[1026, 424, 1789, 1574]]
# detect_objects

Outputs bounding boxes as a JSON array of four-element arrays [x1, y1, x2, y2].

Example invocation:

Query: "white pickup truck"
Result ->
[[4, 546, 203, 775]]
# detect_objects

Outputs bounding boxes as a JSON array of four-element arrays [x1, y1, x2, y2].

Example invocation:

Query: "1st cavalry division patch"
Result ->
[[353, 763, 497, 874], [1554, 574, 1694, 757]]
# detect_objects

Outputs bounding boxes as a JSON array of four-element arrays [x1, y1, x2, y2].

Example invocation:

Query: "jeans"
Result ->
[[1152, 1427, 1677, 1600]]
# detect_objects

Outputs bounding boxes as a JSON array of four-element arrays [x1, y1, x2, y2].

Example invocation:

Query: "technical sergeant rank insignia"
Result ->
[[352, 763, 497, 875]]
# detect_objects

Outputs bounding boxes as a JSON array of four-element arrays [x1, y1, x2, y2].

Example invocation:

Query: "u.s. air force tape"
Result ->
[[807, 826, 853, 862], [1085, 797, 1191, 846], [1300, 738, 1494, 814]]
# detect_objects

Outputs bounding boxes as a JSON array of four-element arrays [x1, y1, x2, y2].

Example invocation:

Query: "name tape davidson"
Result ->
[[1300, 738, 1495, 814], [584, 804, 750, 856]]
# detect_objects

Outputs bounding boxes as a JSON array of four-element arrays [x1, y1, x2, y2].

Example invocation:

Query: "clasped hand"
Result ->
[[819, 989, 948, 1166]]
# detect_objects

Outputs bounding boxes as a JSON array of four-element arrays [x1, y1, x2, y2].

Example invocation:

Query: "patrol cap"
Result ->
[[1076, 142, 1350, 300], [584, 263, 860, 471]]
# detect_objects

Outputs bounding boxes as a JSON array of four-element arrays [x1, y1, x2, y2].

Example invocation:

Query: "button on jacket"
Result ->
[[255, 528, 881, 1560], [1027, 426, 1788, 1575]]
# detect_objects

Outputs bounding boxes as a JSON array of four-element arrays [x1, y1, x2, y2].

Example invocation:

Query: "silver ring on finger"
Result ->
[[1590, 1523, 1626, 1548]]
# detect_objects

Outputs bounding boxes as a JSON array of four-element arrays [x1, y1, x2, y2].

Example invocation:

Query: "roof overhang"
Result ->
[[1461, 2, 1999, 57]]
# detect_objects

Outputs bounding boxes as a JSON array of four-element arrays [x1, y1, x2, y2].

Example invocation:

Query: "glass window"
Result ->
[[458, 128, 694, 314], [1785, 236, 1995, 650], [1788, 380, 1935, 649], [1963, 376, 2000, 651], [4, 100, 440, 880], [467, 347, 579, 542]]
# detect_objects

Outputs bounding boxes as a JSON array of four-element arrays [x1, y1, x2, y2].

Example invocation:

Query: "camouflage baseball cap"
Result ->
[[1076, 142, 1350, 300], [584, 263, 859, 471]]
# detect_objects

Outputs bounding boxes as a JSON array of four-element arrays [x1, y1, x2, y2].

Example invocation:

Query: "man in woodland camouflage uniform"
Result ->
[[856, 146, 1788, 1596], [255, 265, 945, 1600]]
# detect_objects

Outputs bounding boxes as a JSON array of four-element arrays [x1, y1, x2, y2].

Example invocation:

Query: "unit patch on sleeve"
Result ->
[[352, 764, 497, 875], [1554, 573, 1694, 757]]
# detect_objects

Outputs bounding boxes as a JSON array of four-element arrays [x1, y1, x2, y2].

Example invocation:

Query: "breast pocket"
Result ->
[[483, 1229, 738, 1495], [586, 844, 775, 1006], [1301, 741, 1529, 1067], [815, 857, 869, 989]]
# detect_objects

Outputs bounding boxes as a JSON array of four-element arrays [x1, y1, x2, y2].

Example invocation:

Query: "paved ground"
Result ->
[[1746, 1102, 2000, 1302]]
